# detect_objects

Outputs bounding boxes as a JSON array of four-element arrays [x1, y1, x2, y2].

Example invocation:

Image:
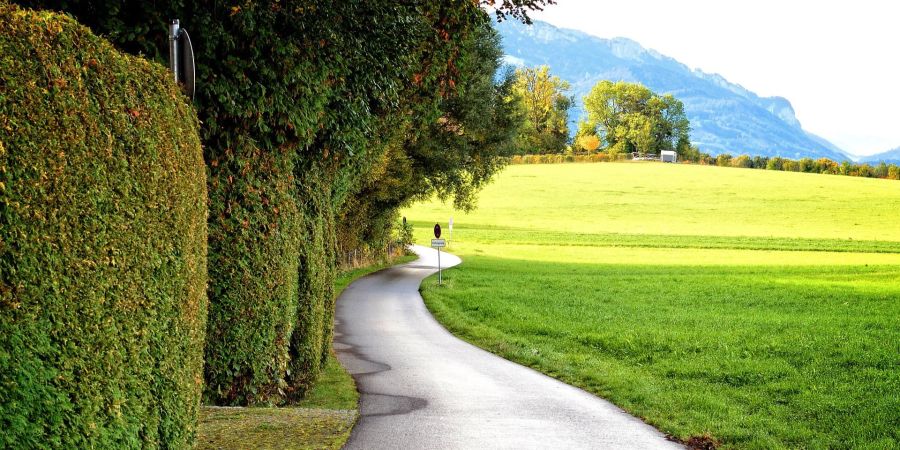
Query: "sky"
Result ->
[[529, 0, 899, 156]]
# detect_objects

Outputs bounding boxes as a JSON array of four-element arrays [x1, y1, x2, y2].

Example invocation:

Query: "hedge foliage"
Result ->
[[19, 0, 546, 406], [517, 151, 900, 181], [0, 3, 207, 448], [182, 1, 469, 404]]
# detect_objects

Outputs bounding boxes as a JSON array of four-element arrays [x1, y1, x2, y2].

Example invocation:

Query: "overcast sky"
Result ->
[[529, 0, 899, 156]]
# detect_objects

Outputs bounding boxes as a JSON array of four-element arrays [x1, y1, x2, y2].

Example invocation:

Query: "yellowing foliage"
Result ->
[[576, 134, 601, 152]]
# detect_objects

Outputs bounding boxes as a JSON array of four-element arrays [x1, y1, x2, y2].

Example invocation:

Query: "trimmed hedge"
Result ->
[[19, 0, 519, 406], [0, 4, 207, 448], [203, 137, 303, 405], [286, 171, 337, 398]]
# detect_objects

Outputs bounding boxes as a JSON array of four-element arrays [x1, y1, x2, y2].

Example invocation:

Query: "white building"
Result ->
[[661, 150, 677, 163]]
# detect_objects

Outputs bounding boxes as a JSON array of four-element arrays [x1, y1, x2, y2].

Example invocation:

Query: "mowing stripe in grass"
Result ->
[[408, 222, 900, 254]]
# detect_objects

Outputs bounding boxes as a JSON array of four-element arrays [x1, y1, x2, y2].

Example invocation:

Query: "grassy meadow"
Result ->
[[403, 162, 900, 449]]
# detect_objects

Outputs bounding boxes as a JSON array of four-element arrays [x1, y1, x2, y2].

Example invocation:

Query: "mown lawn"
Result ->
[[196, 354, 357, 450], [404, 162, 900, 449]]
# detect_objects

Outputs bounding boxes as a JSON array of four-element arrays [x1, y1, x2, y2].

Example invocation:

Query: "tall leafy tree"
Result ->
[[582, 80, 690, 156], [511, 65, 572, 154], [336, 18, 522, 253]]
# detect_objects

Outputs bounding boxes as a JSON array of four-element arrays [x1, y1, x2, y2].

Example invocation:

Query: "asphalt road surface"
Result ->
[[335, 245, 683, 449]]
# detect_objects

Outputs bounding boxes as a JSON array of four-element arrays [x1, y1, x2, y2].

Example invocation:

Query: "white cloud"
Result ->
[[502, 55, 526, 67]]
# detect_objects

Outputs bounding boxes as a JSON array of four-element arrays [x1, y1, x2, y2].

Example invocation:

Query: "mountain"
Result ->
[[860, 147, 900, 164], [496, 20, 851, 161]]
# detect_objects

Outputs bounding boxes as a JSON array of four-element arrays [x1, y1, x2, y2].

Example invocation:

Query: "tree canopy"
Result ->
[[582, 80, 690, 156], [511, 65, 572, 154]]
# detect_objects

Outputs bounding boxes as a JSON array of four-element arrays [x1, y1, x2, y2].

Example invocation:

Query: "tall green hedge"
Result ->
[[286, 170, 336, 397], [0, 4, 207, 448], [13, 0, 473, 405], [203, 136, 303, 404], [17, 0, 540, 406]]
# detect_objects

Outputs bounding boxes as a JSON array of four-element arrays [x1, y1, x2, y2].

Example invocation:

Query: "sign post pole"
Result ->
[[432, 223, 443, 286], [168, 20, 180, 82]]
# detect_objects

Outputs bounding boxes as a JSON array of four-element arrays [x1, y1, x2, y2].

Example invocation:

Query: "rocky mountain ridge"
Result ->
[[497, 19, 853, 161]]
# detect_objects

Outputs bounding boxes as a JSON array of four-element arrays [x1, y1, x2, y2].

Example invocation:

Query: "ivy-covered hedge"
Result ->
[[0, 4, 207, 448]]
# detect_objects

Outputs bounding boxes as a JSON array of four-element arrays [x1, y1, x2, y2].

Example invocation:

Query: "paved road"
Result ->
[[335, 245, 682, 449]]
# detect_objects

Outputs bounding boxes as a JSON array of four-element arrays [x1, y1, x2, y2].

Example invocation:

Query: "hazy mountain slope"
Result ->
[[497, 20, 850, 160], [860, 147, 900, 164]]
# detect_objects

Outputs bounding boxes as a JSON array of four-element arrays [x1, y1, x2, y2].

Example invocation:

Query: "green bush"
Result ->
[[0, 4, 207, 448]]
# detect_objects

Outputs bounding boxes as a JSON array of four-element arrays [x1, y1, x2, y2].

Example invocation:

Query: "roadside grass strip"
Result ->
[[196, 355, 356, 450], [196, 254, 416, 449], [419, 256, 900, 448]]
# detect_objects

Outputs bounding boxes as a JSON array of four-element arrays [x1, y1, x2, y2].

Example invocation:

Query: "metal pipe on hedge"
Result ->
[[168, 19, 180, 82]]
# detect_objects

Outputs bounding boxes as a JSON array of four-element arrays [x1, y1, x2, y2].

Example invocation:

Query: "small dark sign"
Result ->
[[179, 29, 195, 100], [434, 223, 442, 239], [168, 19, 196, 101]]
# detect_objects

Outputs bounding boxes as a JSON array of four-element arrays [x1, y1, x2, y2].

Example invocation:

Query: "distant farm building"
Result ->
[[630, 152, 656, 161], [661, 150, 677, 163]]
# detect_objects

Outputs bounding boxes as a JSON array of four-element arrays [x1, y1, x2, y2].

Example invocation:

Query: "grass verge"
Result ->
[[420, 257, 900, 449], [196, 354, 356, 450], [196, 251, 416, 449]]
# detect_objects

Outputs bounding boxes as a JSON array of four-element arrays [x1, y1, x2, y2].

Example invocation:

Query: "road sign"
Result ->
[[434, 223, 442, 239], [431, 239, 446, 248], [180, 28, 195, 100], [168, 19, 196, 100]]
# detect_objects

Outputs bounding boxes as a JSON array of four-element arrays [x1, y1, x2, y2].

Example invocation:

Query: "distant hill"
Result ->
[[497, 20, 852, 161], [860, 147, 900, 164]]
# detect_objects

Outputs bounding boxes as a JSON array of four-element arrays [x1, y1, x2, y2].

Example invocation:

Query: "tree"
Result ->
[[888, 165, 900, 180], [511, 65, 572, 154], [336, 19, 522, 255], [716, 153, 733, 167], [581, 80, 690, 155], [575, 134, 601, 152], [799, 158, 815, 172], [731, 155, 752, 168], [482, 0, 557, 23]]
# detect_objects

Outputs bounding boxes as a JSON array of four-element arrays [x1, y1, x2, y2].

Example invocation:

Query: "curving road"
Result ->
[[335, 245, 682, 449]]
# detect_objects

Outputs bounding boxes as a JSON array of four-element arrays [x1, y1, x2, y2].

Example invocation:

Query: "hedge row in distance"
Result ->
[[0, 4, 208, 448]]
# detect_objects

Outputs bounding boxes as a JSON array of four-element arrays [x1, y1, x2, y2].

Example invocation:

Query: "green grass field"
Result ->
[[403, 162, 900, 449]]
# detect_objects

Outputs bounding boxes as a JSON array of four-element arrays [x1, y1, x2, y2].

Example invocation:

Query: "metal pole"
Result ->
[[437, 248, 442, 285], [168, 19, 180, 82]]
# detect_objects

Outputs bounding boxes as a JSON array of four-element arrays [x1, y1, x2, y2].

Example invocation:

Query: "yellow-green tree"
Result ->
[[575, 134, 601, 152], [582, 80, 690, 155], [512, 65, 572, 154]]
